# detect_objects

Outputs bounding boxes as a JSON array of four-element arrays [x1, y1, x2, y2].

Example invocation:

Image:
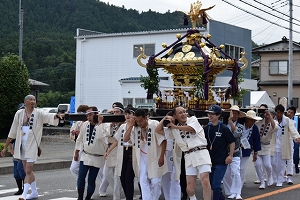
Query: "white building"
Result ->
[[75, 20, 255, 110]]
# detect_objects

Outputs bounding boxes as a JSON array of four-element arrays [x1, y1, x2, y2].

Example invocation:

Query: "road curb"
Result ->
[[0, 160, 72, 175]]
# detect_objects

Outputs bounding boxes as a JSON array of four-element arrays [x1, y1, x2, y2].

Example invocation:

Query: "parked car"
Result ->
[[57, 104, 70, 126], [40, 107, 58, 126], [41, 107, 58, 114]]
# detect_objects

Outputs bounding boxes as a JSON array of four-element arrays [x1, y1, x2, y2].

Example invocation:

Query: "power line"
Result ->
[[254, 0, 299, 22], [238, 0, 300, 26], [221, 0, 300, 34], [253, 9, 288, 43]]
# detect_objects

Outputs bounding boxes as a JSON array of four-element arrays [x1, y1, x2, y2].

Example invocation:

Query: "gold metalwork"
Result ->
[[173, 52, 184, 60], [239, 52, 248, 70], [137, 47, 147, 68], [206, 34, 211, 39], [180, 1, 215, 29], [182, 45, 192, 53], [162, 43, 167, 48], [176, 34, 181, 39], [184, 52, 195, 60]]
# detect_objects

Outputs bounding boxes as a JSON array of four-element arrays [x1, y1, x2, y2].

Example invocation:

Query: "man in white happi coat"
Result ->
[[74, 106, 109, 200], [1, 95, 61, 200], [285, 106, 298, 183], [103, 105, 124, 200], [254, 108, 278, 189], [155, 111, 182, 200], [124, 108, 168, 200], [98, 102, 121, 197], [271, 104, 300, 187], [69, 104, 89, 181], [105, 107, 137, 200], [157, 106, 212, 200], [223, 106, 245, 200]]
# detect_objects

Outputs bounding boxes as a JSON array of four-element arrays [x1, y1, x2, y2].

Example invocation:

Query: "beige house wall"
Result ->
[[259, 52, 300, 81]]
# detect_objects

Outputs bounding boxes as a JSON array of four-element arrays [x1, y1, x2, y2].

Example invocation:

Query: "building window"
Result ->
[[269, 61, 288, 75], [133, 44, 155, 57], [147, 99, 155, 104], [135, 98, 145, 104], [123, 98, 133, 107], [224, 44, 244, 59]]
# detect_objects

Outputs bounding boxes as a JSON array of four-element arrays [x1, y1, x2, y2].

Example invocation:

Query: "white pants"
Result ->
[[223, 157, 242, 195], [161, 151, 180, 200], [271, 151, 287, 184], [286, 141, 294, 176], [254, 154, 272, 182], [140, 152, 162, 200], [99, 160, 109, 194], [104, 165, 121, 200], [286, 158, 293, 176], [240, 156, 250, 184]]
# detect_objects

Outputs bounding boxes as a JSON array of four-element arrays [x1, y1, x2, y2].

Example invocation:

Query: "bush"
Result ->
[[0, 143, 8, 151], [0, 54, 30, 138]]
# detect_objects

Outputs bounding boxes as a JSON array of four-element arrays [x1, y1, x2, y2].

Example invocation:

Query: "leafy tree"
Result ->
[[37, 90, 75, 107], [0, 54, 29, 138]]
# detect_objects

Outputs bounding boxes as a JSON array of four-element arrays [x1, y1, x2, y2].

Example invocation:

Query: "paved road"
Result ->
[[1, 166, 300, 200]]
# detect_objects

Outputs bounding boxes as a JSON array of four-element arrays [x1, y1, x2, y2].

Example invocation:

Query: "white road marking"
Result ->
[[0, 188, 18, 195], [0, 194, 43, 200]]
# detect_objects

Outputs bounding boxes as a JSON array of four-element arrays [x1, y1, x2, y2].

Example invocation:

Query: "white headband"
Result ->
[[114, 107, 124, 112], [85, 110, 100, 115]]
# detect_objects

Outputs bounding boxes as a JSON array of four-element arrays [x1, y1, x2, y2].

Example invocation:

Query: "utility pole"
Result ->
[[288, 0, 293, 107], [19, 0, 24, 62]]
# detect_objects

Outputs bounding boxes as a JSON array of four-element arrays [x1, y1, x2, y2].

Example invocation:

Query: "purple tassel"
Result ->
[[147, 93, 153, 100], [183, 14, 188, 26], [202, 14, 207, 26]]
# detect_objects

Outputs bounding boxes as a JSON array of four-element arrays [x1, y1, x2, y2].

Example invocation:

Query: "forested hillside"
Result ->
[[0, 0, 185, 93]]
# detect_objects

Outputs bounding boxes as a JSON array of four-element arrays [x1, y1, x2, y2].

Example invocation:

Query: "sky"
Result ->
[[105, 0, 300, 45]]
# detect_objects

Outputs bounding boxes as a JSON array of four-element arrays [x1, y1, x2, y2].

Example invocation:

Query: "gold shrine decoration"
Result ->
[[180, 0, 215, 29], [137, 47, 147, 68]]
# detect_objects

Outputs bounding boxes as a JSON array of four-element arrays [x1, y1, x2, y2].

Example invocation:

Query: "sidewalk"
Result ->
[[0, 134, 74, 175]]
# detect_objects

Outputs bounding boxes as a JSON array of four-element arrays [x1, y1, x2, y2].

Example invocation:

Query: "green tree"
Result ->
[[0, 54, 30, 138]]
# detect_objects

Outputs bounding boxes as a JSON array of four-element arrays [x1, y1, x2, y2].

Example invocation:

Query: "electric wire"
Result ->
[[238, 0, 300, 26], [221, 0, 300, 34], [253, 0, 300, 23]]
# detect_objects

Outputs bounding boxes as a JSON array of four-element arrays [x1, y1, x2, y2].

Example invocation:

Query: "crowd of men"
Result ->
[[1, 94, 300, 200]]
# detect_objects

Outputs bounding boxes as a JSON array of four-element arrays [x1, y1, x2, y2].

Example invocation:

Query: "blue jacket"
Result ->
[[241, 124, 261, 157]]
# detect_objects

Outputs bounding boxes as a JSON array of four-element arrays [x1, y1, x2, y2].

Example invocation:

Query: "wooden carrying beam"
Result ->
[[64, 113, 210, 125]]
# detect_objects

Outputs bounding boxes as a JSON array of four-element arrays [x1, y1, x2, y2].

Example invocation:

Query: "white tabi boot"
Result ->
[[19, 183, 31, 200], [27, 181, 38, 199]]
